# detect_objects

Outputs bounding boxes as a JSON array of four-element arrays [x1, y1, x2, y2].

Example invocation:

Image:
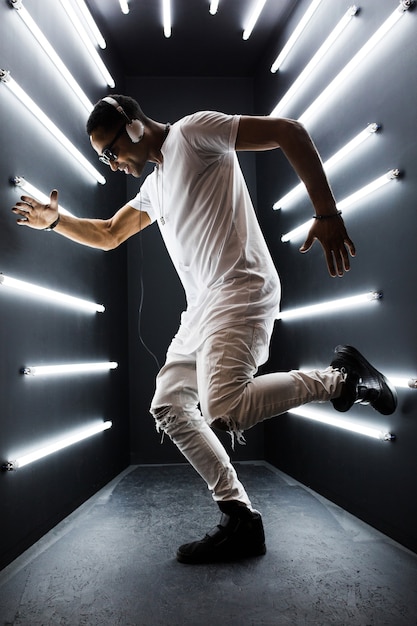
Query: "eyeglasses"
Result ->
[[99, 124, 126, 165]]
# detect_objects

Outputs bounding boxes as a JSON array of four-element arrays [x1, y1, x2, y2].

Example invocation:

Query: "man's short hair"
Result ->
[[86, 94, 146, 135]]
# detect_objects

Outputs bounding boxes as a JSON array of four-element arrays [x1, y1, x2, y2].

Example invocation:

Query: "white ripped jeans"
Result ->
[[150, 323, 345, 510]]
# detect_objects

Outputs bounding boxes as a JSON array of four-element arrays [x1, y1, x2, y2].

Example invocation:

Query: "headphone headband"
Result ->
[[101, 96, 144, 144]]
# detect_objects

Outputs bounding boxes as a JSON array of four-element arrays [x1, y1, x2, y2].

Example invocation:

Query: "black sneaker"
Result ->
[[176, 501, 266, 564], [330, 345, 397, 415]]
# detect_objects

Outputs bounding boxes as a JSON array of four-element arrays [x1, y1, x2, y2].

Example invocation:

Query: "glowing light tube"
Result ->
[[386, 376, 417, 390], [0, 274, 105, 313], [12, 176, 74, 217], [273, 123, 379, 210], [0, 71, 105, 185], [277, 291, 381, 321], [243, 0, 267, 40], [59, 0, 115, 87], [3, 421, 112, 470], [288, 407, 394, 441], [73, 0, 107, 48], [281, 169, 400, 242], [163, 0, 171, 38], [298, 1, 413, 125], [210, 0, 220, 15], [10, 1, 93, 113], [271, 6, 358, 117], [271, 0, 324, 72], [119, 0, 130, 14], [22, 362, 118, 376]]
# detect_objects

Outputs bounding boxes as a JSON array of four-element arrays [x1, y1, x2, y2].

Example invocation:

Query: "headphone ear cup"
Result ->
[[126, 119, 144, 143]]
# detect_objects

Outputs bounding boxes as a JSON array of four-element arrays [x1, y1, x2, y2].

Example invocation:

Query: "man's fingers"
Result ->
[[49, 189, 59, 211]]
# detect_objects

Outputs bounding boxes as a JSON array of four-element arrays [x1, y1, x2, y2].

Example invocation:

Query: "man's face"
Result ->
[[90, 125, 147, 178]]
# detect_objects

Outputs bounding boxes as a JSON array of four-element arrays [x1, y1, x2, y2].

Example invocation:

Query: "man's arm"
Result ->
[[12, 189, 151, 251], [236, 116, 355, 277]]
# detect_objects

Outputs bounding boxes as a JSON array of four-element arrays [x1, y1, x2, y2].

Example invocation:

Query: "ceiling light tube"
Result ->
[[288, 407, 395, 441], [59, 0, 115, 87], [271, 6, 358, 117], [119, 0, 130, 14], [0, 70, 105, 185], [22, 362, 118, 376], [273, 123, 379, 210], [243, 0, 267, 40], [0, 273, 105, 313], [277, 291, 381, 321], [163, 0, 172, 38], [271, 0, 325, 72], [10, 1, 93, 113], [2, 421, 112, 470], [73, 0, 107, 48], [298, 1, 414, 126], [209, 0, 220, 15], [281, 169, 400, 242], [11, 176, 74, 216]]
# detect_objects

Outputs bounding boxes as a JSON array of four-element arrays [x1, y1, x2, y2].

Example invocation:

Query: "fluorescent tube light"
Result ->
[[273, 123, 379, 210], [0, 70, 105, 185], [59, 0, 115, 87], [270, 6, 358, 117], [288, 407, 394, 441], [243, 0, 267, 40], [298, 1, 413, 126], [119, 0, 130, 14], [163, 0, 172, 38], [281, 169, 400, 242], [10, 1, 93, 113], [210, 0, 220, 15], [0, 273, 105, 313], [277, 291, 381, 321], [271, 0, 324, 72], [22, 362, 118, 376], [12, 176, 74, 216], [386, 376, 417, 389], [73, 0, 107, 48], [3, 421, 112, 470]]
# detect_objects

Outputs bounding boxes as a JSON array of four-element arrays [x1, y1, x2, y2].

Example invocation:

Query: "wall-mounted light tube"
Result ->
[[73, 0, 107, 48], [59, 0, 115, 87], [277, 291, 381, 321], [22, 362, 118, 376], [0, 273, 105, 313], [163, 0, 172, 38], [273, 123, 380, 210], [2, 421, 112, 470], [271, 6, 358, 117], [386, 376, 417, 390], [0, 70, 105, 185], [11, 176, 74, 217], [298, 1, 414, 126], [243, 0, 267, 40], [288, 407, 395, 441], [10, 1, 93, 113], [119, 0, 130, 14], [210, 0, 220, 15], [281, 169, 400, 242], [270, 0, 324, 72]]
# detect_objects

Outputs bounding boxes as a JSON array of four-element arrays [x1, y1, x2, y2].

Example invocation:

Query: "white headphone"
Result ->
[[101, 96, 144, 143]]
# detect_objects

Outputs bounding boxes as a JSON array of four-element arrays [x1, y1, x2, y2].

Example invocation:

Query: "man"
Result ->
[[12, 95, 397, 564]]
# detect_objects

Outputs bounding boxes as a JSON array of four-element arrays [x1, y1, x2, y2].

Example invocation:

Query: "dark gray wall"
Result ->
[[254, 0, 417, 552], [0, 1, 129, 569], [125, 76, 266, 464]]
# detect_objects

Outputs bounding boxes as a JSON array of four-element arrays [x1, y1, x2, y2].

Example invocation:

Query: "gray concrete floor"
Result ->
[[1, 462, 417, 625]]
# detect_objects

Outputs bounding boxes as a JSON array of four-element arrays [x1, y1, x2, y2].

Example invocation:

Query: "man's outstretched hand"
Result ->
[[12, 189, 59, 230], [300, 214, 356, 277]]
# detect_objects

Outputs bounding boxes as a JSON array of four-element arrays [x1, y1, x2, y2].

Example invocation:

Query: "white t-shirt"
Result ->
[[128, 111, 281, 354]]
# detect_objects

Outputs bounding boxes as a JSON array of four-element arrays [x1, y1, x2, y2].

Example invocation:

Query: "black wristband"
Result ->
[[313, 210, 342, 220], [44, 215, 60, 231]]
